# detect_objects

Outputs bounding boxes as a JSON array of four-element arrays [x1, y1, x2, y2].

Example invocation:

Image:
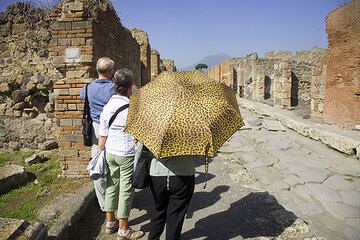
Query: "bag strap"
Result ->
[[109, 104, 129, 127], [83, 83, 91, 120]]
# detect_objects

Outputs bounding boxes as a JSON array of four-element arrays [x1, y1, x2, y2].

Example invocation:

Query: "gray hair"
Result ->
[[96, 57, 115, 74], [113, 69, 134, 96]]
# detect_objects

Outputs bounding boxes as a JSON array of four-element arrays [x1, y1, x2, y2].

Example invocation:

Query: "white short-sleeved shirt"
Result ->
[[99, 95, 135, 156]]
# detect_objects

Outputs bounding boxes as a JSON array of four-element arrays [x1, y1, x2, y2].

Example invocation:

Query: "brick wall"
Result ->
[[206, 60, 231, 86], [50, 0, 141, 177], [323, 0, 360, 127]]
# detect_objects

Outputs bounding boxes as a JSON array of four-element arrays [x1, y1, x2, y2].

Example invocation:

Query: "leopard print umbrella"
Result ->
[[125, 71, 244, 159]]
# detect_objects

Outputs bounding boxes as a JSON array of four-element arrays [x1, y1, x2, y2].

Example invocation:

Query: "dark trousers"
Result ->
[[148, 175, 195, 240]]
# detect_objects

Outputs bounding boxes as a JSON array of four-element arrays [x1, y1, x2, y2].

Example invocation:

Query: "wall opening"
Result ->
[[232, 68, 238, 92], [264, 75, 271, 99], [291, 72, 299, 107]]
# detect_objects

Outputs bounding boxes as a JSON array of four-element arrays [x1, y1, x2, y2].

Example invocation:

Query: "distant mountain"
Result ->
[[180, 53, 231, 71]]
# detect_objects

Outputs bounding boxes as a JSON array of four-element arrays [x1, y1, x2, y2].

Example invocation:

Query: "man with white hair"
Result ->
[[80, 57, 115, 212]]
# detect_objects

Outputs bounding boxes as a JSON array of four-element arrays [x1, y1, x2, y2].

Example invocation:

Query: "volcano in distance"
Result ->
[[180, 53, 231, 71]]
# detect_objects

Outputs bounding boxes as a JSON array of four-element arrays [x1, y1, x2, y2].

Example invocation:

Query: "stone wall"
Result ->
[[0, 3, 60, 150], [50, 0, 141, 177], [207, 48, 326, 114], [161, 59, 177, 72], [323, 0, 360, 127], [151, 49, 160, 80], [130, 28, 151, 86]]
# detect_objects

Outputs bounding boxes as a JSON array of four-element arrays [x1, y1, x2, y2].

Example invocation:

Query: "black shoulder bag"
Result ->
[[132, 145, 152, 189], [82, 83, 93, 146]]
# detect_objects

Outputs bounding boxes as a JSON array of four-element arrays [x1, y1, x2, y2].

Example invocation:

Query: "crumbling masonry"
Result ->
[[0, 0, 177, 177], [207, 0, 359, 127]]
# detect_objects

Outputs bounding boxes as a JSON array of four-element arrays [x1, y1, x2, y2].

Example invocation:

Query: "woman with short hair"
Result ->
[[98, 69, 144, 240]]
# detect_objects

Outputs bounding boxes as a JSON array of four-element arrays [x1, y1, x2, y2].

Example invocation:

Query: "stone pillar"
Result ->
[[50, 1, 93, 177], [151, 49, 160, 80], [311, 62, 326, 118], [273, 61, 292, 107], [130, 29, 151, 86], [162, 59, 176, 72]]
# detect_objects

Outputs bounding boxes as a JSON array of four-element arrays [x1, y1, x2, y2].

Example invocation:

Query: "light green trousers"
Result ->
[[104, 153, 134, 219]]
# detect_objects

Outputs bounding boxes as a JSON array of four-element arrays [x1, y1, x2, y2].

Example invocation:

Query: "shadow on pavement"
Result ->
[[182, 191, 297, 239], [130, 187, 154, 233], [69, 198, 105, 240], [187, 185, 230, 219]]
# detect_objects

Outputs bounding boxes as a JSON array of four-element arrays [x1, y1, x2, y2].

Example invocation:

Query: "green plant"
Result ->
[[0, 151, 34, 167], [0, 152, 86, 222]]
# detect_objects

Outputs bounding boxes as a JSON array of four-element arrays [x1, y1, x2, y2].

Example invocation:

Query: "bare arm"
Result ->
[[98, 135, 107, 151]]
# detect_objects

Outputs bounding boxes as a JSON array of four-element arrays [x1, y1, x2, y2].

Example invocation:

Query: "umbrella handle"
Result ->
[[203, 143, 210, 189]]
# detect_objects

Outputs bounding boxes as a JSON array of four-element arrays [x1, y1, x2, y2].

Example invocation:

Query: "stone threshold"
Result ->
[[237, 97, 360, 159]]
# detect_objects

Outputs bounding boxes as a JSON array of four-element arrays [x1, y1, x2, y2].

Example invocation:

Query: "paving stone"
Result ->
[[302, 158, 332, 169], [250, 167, 284, 183], [278, 189, 324, 216], [262, 119, 286, 131], [339, 189, 360, 207], [286, 163, 310, 174], [284, 174, 306, 186], [292, 184, 313, 201], [239, 120, 252, 130], [229, 145, 255, 153], [345, 219, 360, 232], [265, 180, 289, 192], [303, 238, 326, 240], [323, 202, 360, 220], [238, 152, 258, 163], [323, 174, 356, 190], [296, 169, 329, 183], [307, 183, 341, 203], [244, 160, 267, 170], [342, 226, 360, 240]]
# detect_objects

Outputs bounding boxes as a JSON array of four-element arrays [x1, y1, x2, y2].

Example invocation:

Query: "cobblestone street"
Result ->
[[71, 106, 360, 240]]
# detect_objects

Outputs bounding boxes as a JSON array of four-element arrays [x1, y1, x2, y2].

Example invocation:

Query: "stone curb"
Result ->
[[238, 98, 360, 158], [38, 181, 95, 240]]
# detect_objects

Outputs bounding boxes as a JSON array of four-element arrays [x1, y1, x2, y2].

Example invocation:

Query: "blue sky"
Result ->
[[0, 0, 351, 68]]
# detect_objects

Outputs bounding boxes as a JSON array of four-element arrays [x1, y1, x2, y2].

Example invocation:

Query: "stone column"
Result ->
[[311, 62, 326, 118], [151, 49, 160, 80], [130, 29, 151, 86], [273, 61, 291, 107]]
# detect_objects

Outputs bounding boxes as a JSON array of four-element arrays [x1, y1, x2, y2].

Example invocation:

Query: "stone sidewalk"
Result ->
[[237, 97, 360, 158], [221, 106, 360, 239]]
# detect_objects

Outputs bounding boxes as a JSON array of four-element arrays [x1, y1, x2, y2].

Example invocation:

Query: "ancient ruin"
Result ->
[[323, 0, 360, 126], [206, 1, 359, 127], [0, 0, 359, 239], [0, 0, 358, 176], [0, 0, 178, 177], [207, 48, 326, 117]]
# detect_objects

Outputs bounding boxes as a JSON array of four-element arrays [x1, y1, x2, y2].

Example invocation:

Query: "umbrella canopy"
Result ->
[[125, 71, 244, 159]]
